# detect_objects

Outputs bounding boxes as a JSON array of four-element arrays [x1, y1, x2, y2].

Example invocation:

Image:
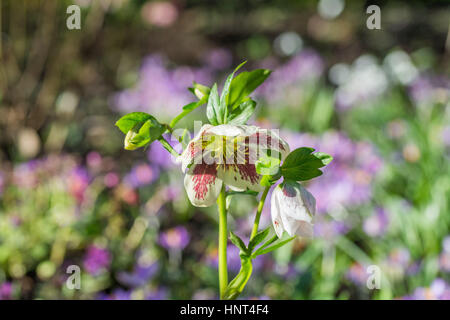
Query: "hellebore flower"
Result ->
[[271, 181, 316, 238], [178, 124, 289, 207]]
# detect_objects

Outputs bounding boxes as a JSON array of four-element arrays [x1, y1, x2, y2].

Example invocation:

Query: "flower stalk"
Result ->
[[250, 186, 270, 240], [217, 185, 228, 299], [157, 137, 180, 157]]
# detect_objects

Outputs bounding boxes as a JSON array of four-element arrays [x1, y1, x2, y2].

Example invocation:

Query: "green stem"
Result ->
[[157, 137, 180, 157], [217, 185, 228, 299], [169, 112, 189, 130], [250, 186, 270, 240]]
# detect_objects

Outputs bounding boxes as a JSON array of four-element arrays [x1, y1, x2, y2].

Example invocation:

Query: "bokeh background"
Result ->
[[0, 0, 449, 300]]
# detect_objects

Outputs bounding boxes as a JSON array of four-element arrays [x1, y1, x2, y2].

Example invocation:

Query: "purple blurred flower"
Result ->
[[204, 48, 233, 70], [439, 236, 450, 272], [204, 244, 266, 273], [86, 151, 102, 169], [146, 287, 168, 300], [13, 161, 39, 189], [255, 49, 324, 104], [401, 279, 450, 300], [83, 245, 111, 275], [274, 263, 299, 280], [159, 226, 190, 251], [314, 219, 350, 239], [205, 244, 240, 272], [281, 130, 382, 215], [346, 263, 368, 286], [68, 166, 91, 203], [124, 163, 159, 188], [245, 295, 271, 300], [98, 288, 132, 300], [388, 248, 410, 269], [0, 282, 12, 300], [192, 289, 218, 300], [408, 74, 450, 106], [117, 262, 159, 288], [147, 140, 177, 169], [104, 172, 120, 188], [113, 55, 213, 119], [363, 207, 389, 237], [256, 129, 382, 238]]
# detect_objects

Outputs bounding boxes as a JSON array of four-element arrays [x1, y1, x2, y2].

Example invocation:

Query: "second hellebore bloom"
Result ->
[[271, 181, 316, 238], [178, 124, 289, 207]]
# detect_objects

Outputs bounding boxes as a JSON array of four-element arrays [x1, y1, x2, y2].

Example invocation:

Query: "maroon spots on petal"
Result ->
[[236, 164, 259, 184], [251, 131, 286, 154], [192, 164, 217, 200]]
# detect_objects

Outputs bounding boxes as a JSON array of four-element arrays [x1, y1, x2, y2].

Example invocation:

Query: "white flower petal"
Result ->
[[271, 186, 285, 238], [217, 164, 264, 192], [178, 124, 213, 173], [270, 182, 316, 239], [279, 181, 315, 223], [184, 164, 222, 207], [208, 124, 258, 137], [298, 183, 316, 216]]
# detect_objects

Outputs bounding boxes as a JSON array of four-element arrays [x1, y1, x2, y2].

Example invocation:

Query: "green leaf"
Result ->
[[206, 83, 220, 125], [314, 152, 334, 165], [229, 231, 248, 256], [248, 228, 270, 253], [218, 61, 246, 123], [259, 235, 278, 250], [252, 235, 296, 257], [115, 112, 152, 134], [281, 147, 333, 181], [228, 69, 271, 109], [226, 99, 257, 125]]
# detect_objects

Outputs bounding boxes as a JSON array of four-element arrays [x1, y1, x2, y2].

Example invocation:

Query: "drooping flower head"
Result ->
[[178, 124, 290, 207], [271, 181, 316, 238]]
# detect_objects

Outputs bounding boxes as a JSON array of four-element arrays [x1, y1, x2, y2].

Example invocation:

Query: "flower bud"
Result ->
[[124, 126, 140, 150], [193, 83, 210, 100]]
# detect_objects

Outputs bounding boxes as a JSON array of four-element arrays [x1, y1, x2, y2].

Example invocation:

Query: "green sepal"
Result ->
[[226, 99, 257, 125], [228, 69, 271, 110], [229, 231, 249, 256], [206, 83, 220, 125], [248, 227, 270, 253], [252, 234, 296, 257]]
